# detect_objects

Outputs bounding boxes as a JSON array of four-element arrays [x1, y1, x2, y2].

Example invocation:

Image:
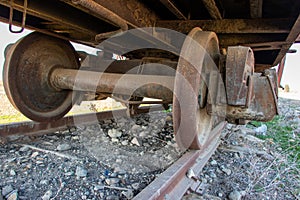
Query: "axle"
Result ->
[[50, 68, 175, 101]]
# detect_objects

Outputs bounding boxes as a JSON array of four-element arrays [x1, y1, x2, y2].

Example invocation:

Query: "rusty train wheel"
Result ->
[[3, 32, 79, 122], [173, 28, 221, 150]]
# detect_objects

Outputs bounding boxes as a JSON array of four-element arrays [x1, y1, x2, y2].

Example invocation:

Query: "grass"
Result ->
[[250, 116, 300, 165], [0, 114, 29, 124]]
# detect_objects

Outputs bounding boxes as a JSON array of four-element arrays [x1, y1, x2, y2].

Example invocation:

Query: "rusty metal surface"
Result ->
[[0, 106, 163, 138], [173, 28, 222, 150], [201, 0, 222, 20], [159, 0, 187, 20], [277, 56, 286, 87], [50, 68, 174, 101], [273, 14, 300, 66], [226, 46, 254, 106], [156, 18, 293, 34], [133, 122, 225, 200], [71, 0, 128, 41], [3, 32, 79, 122], [210, 72, 278, 123]]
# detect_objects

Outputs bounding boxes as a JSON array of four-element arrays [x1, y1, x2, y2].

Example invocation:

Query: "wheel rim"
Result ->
[[3, 32, 79, 122], [173, 28, 221, 150]]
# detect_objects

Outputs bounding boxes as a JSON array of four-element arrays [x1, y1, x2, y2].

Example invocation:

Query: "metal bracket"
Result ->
[[9, 0, 28, 33], [226, 46, 254, 107]]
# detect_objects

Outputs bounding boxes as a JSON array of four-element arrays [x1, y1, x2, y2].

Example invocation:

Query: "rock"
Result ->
[[94, 185, 105, 191], [56, 143, 71, 151], [76, 166, 88, 178], [2, 185, 13, 196], [40, 180, 49, 185], [111, 138, 119, 143], [254, 124, 267, 135], [105, 178, 120, 185], [139, 131, 147, 138], [228, 190, 243, 200], [220, 166, 232, 176], [9, 169, 16, 176], [6, 190, 18, 200], [131, 137, 141, 146], [19, 146, 29, 152], [65, 171, 74, 176], [121, 189, 134, 199], [106, 195, 120, 200], [121, 140, 128, 146], [41, 190, 52, 200], [165, 115, 172, 122], [244, 135, 265, 143], [131, 124, 141, 130], [108, 129, 122, 138], [131, 183, 140, 190], [31, 152, 39, 158], [210, 160, 218, 165]]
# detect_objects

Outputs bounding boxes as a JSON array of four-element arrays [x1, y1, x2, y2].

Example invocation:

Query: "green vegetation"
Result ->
[[0, 114, 29, 124], [250, 116, 300, 165]]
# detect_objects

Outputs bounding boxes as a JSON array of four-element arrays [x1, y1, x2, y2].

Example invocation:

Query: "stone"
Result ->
[[6, 190, 18, 200], [56, 143, 71, 151], [139, 131, 147, 138], [105, 178, 120, 185], [108, 129, 122, 138], [76, 166, 88, 178], [121, 189, 134, 199], [41, 190, 52, 200], [31, 152, 39, 158], [228, 190, 243, 200], [111, 138, 119, 143], [220, 166, 232, 176], [131, 124, 141, 130], [94, 185, 105, 191], [131, 137, 141, 146], [210, 160, 218, 165], [2, 185, 13, 197], [121, 140, 128, 146], [254, 124, 267, 135], [40, 180, 49, 185], [19, 146, 29, 152], [131, 183, 140, 190], [9, 169, 16, 176], [165, 115, 172, 122]]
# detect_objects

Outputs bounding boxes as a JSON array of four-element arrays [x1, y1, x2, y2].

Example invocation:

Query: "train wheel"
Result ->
[[3, 32, 80, 122], [173, 28, 221, 150]]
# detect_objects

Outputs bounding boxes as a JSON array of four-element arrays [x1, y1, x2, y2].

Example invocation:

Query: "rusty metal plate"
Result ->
[[3, 32, 79, 122], [226, 46, 254, 106]]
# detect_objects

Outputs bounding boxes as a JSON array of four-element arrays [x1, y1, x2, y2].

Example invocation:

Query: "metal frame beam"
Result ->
[[160, 0, 187, 20], [156, 18, 293, 34], [202, 0, 222, 20], [249, 0, 263, 18], [273, 15, 300, 65]]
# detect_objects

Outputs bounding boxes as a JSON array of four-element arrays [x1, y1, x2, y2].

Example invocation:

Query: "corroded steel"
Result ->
[[173, 28, 223, 150], [133, 122, 225, 200], [50, 68, 174, 101], [226, 46, 254, 106], [72, 0, 128, 41], [0, 106, 162, 138], [3, 32, 79, 122]]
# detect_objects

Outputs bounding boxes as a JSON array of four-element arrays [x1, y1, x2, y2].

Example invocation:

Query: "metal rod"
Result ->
[[201, 0, 222, 20], [72, 0, 128, 41], [50, 68, 175, 101]]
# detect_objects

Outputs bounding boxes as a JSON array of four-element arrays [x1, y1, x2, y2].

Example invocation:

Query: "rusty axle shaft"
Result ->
[[50, 68, 175, 101]]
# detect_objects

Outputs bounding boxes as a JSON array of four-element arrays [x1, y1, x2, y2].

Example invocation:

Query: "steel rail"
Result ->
[[0, 106, 163, 138], [133, 122, 225, 200]]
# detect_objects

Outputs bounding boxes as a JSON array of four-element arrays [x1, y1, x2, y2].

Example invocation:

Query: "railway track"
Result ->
[[0, 106, 225, 199]]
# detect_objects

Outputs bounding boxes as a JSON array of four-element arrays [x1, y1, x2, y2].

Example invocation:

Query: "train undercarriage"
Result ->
[[0, 0, 299, 149]]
